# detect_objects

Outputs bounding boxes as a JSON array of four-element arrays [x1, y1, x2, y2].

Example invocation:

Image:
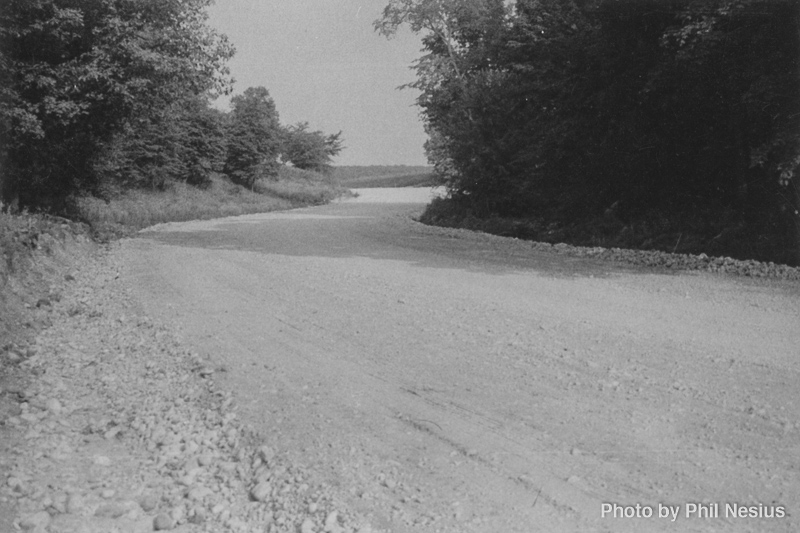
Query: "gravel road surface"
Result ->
[[121, 188, 800, 533]]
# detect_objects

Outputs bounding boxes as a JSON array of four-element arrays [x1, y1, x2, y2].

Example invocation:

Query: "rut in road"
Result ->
[[122, 190, 800, 533]]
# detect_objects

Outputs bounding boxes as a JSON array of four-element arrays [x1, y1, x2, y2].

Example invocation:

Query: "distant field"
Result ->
[[332, 166, 439, 188]]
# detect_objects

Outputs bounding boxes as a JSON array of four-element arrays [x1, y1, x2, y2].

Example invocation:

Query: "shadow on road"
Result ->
[[138, 201, 656, 280]]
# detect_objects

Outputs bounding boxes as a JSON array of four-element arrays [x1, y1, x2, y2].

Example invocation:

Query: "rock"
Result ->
[[169, 505, 185, 523], [300, 518, 316, 533], [137, 494, 158, 512], [46, 398, 63, 414], [186, 486, 212, 501], [65, 493, 85, 515], [227, 517, 247, 531], [258, 445, 275, 463], [153, 513, 174, 531], [50, 492, 67, 514], [95, 502, 127, 518], [250, 481, 272, 502], [187, 505, 207, 524], [20, 412, 38, 424], [211, 503, 226, 516], [324, 511, 339, 532], [93, 455, 111, 467], [36, 298, 51, 308], [18, 510, 51, 531]]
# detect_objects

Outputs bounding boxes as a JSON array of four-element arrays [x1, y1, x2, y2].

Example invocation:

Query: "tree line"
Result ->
[[377, 0, 800, 265], [0, 0, 342, 211]]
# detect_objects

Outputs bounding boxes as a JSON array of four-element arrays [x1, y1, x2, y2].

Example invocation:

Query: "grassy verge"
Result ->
[[72, 170, 347, 240], [254, 166, 351, 204], [420, 196, 796, 266]]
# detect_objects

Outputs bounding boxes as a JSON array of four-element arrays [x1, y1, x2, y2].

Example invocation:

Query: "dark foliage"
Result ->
[[95, 96, 228, 192], [224, 87, 282, 189], [281, 123, 343, 174], [378, 0, 800, 264], [0, 0, 233, 208]]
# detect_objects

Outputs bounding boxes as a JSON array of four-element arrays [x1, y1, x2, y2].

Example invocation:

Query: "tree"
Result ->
[[94, 94, 228, 191], [0, 0, 233, 208], [281, 123, 343, 173], [380, 0, 800, 263], [224, 87, 282, 188]]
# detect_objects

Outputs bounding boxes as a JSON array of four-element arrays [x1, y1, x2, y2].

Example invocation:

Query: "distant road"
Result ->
[[123, 188, 800, 533]]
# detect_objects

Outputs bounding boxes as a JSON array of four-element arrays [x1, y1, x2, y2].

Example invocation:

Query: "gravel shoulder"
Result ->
[[1, 239, 369, 533]]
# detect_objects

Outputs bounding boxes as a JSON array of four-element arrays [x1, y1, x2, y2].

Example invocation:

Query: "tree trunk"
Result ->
[[794, 4, 800, 266]]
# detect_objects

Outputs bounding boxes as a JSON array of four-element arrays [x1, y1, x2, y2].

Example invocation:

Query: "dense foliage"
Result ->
[[95, 95, 229, 191], [0, 1, 345, 210], [281, 123, 343, 173], [223, 87, 283, 189], [0, 0, 234, 207], [378, 0, 800, 264]]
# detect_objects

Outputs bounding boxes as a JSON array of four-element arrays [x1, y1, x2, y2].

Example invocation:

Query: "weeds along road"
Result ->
[[122, 189, 800, 533]]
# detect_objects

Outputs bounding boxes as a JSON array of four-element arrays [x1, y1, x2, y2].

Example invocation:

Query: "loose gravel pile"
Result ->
[[0, 242, 373, 533], [425, 223, 800, 280], [537, 242, 800, 280]]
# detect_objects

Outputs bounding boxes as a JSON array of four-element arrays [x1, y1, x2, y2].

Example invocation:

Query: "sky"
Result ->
[[206, 1, 429, 166]]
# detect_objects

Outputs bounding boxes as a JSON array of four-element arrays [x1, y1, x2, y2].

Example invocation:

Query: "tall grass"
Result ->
[[74, 170, 347, 239], [253, 166, 350, 204]]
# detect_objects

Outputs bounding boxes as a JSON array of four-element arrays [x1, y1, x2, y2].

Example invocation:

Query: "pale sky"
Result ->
[[207, 1, 429, 166]]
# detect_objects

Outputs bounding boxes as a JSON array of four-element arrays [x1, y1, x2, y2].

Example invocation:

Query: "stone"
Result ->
[[186, 486, 212, 501], [153, 513, 174, 531], [300, 518, 316, 533], [93, 455, 111, 467], [187, 505, 206, 524], [18, 510, 51, 531], [323, 511, 339, 532], [258, 445, 275, 463], [227, 517, 247, 531], [169, 505, 185, 523], [249, 481, 272, 502], [65, 493, 85, 515], [46, 398, 63, 414], [95, 502, 127, 518], [137, 494, 158, 512]]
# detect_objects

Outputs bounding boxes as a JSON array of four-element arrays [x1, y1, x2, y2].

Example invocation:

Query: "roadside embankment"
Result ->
[[0, 181, 368, 533], [419, 197, 800, 280], [2, 238, 365, 532]]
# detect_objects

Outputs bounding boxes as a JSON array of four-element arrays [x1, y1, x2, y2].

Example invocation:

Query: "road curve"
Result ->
[[121, 189, 800, 533]]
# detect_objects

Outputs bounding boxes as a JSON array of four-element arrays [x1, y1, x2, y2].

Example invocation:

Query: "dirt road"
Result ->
[[121, 189, 800, 533]]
